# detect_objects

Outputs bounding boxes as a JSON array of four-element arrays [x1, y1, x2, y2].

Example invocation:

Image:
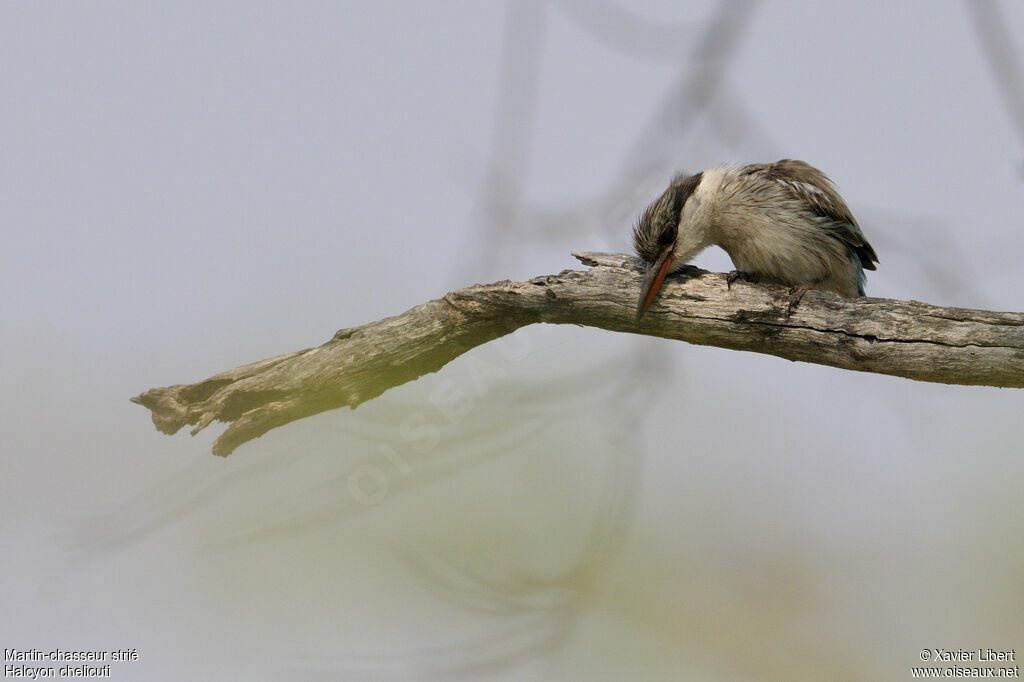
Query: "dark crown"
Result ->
[[632, 172, 702, 263]]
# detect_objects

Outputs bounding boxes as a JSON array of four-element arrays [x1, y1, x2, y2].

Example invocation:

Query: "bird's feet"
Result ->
[[786, 285, 810, 316], [726, 270, 749, 290], [727, 272, 808, 315]]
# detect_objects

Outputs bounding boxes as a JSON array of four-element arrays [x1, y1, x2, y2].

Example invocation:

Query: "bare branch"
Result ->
[[132, 252, 1024, 456]]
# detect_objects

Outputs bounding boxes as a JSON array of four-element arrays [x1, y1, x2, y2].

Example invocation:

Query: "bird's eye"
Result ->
[[657, 223, 677, 246]]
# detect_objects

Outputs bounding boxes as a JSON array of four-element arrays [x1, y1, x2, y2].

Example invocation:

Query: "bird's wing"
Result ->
[[743, 160, 878, 270]]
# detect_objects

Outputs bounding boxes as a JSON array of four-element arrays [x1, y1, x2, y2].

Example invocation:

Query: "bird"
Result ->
[[632, 159, 878, 321]]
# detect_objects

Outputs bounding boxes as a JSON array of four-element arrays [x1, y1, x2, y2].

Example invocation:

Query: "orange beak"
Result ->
[[636, 245, 674, 322]]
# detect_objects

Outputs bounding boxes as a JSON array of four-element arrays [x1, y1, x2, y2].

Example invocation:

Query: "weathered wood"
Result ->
[[132, 251, 1024, 455]]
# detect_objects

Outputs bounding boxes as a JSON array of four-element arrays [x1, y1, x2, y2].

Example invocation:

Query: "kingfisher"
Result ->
[[633, 159, 878, 320]]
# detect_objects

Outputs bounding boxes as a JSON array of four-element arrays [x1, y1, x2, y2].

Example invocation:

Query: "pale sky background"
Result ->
[[3, 2, 1023, 681]]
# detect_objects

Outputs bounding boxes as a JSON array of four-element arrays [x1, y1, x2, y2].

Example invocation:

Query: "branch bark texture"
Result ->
[[132, 251, 1024, 455]]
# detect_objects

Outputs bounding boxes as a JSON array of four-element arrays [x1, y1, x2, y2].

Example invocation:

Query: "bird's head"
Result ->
[[633, 171, 704, 321]]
